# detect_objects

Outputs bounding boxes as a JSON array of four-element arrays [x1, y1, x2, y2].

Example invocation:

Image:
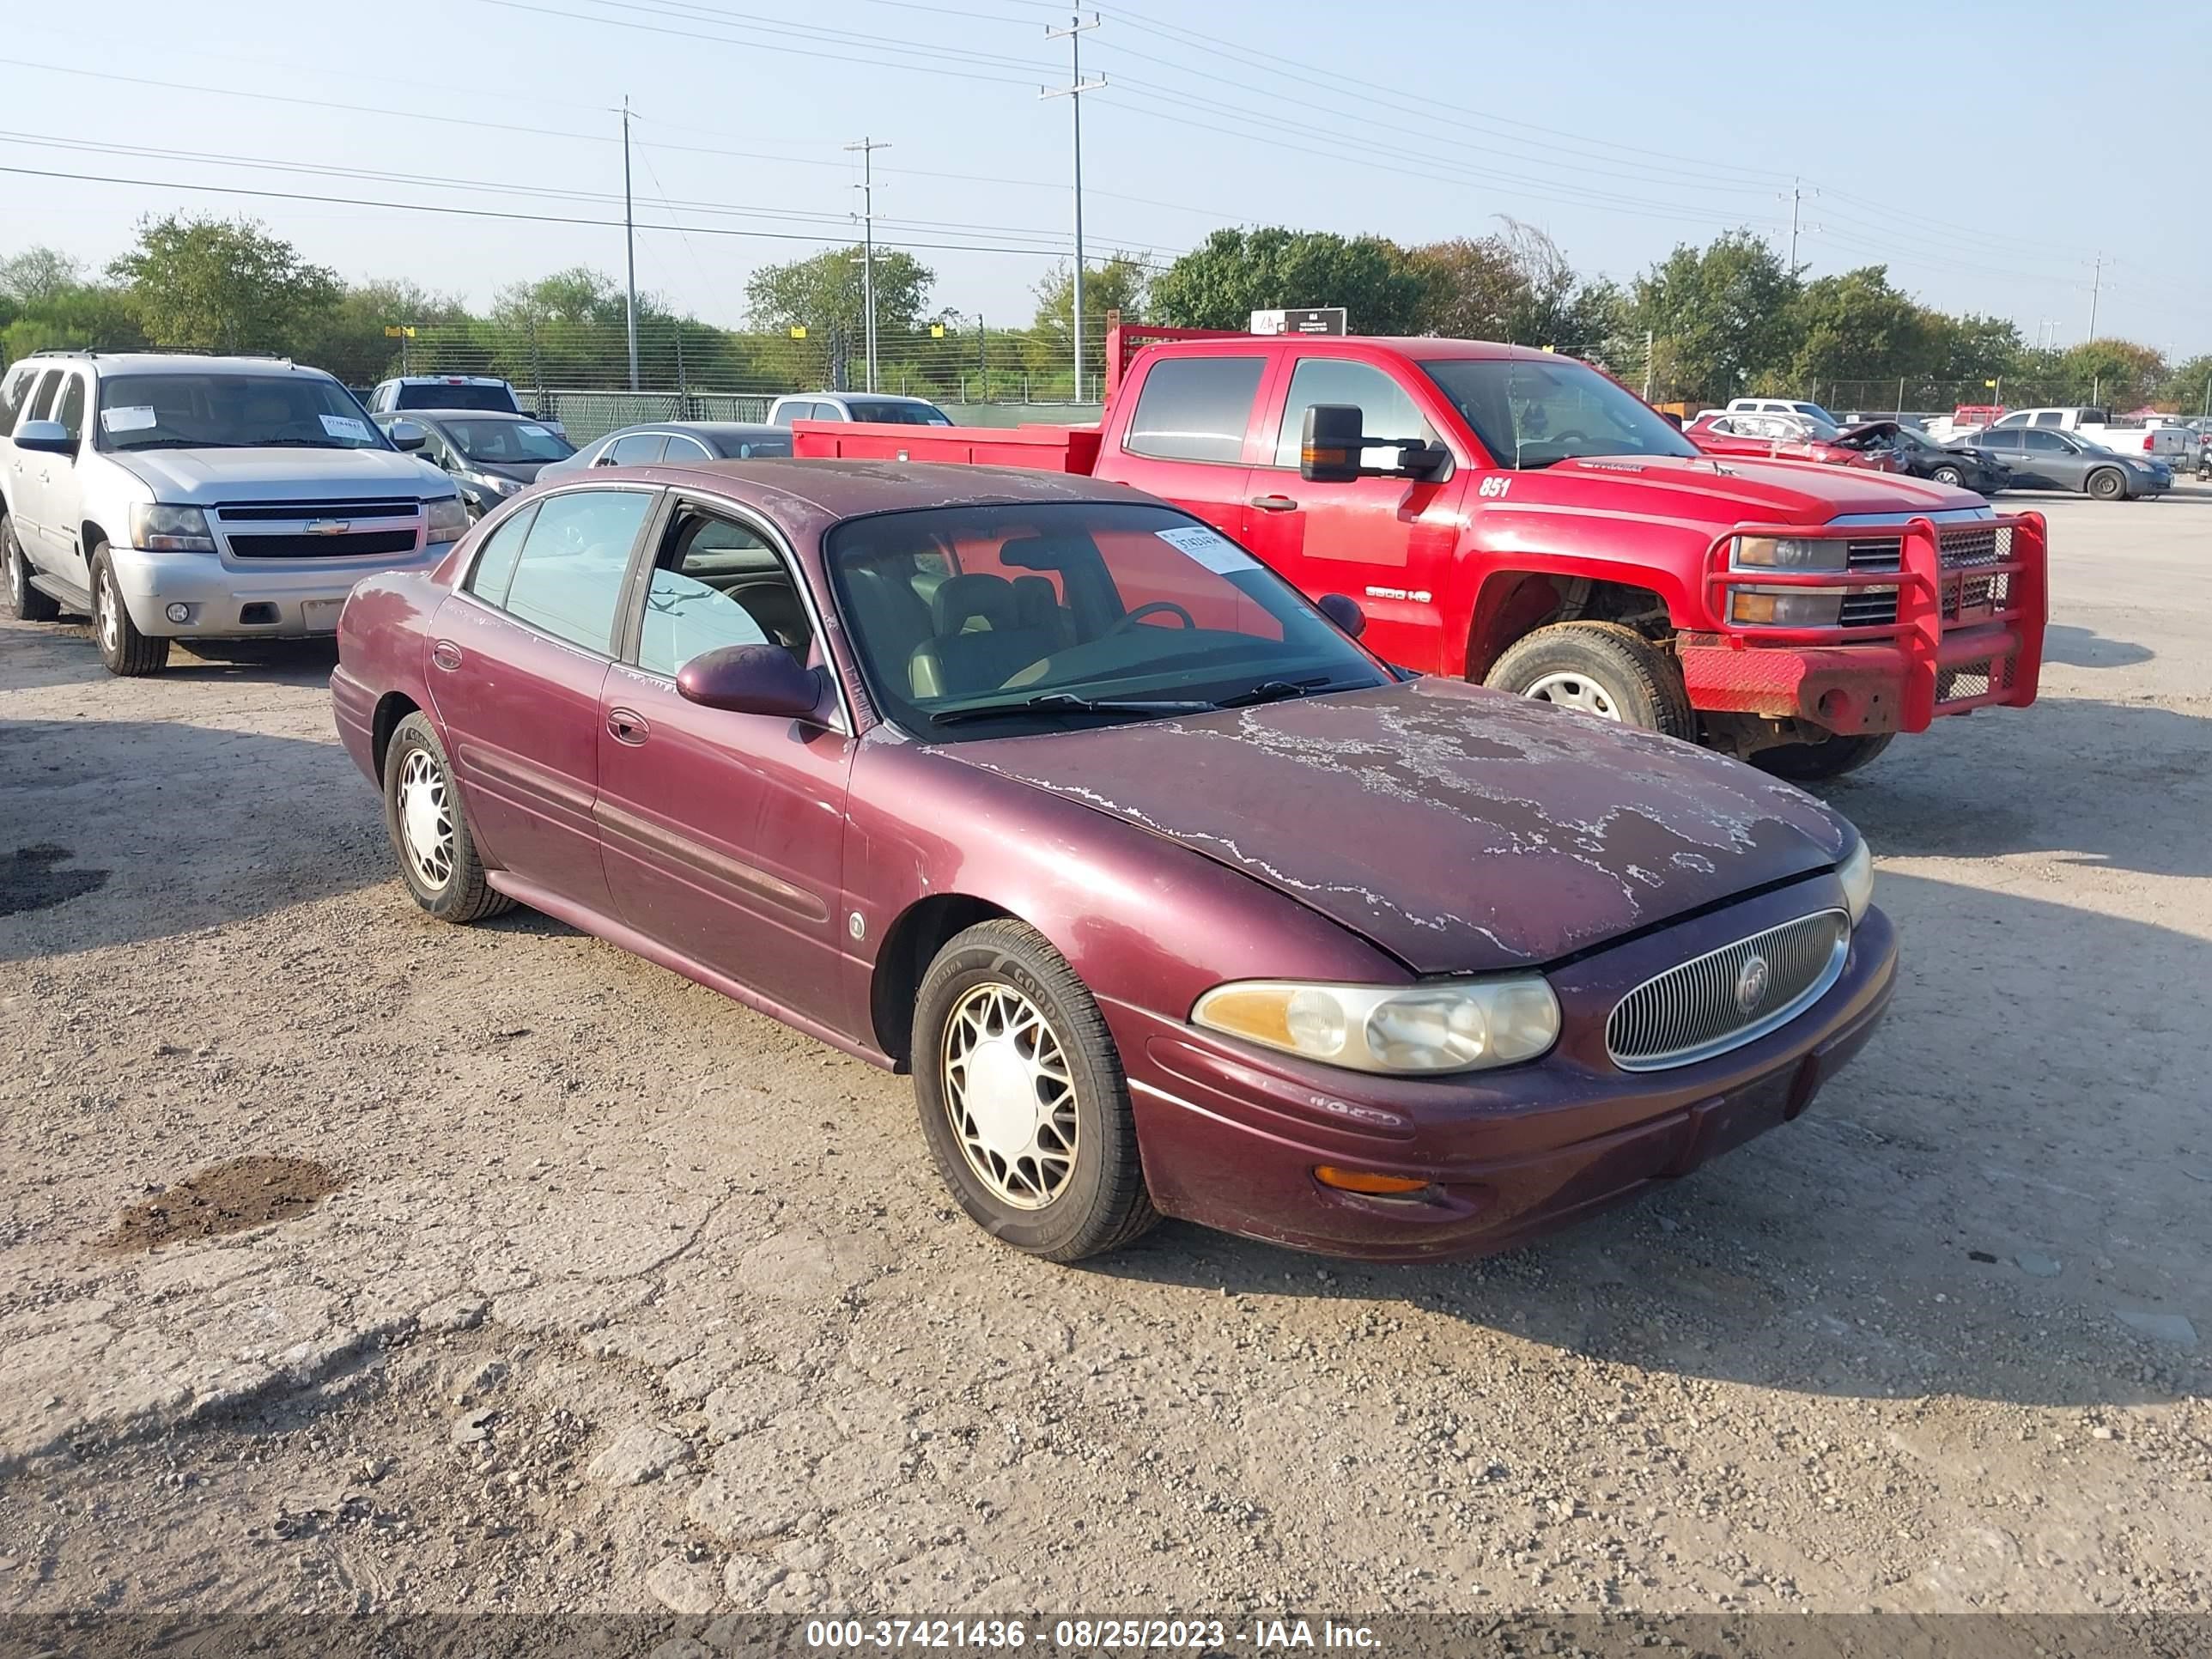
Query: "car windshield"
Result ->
[[1421, 358, 1698, 469], [1793, 403, 1839, 425], [397, 383, 516, 412], [845, 399, 951, 425], [441, 418, 574, 463], [827, 501, 1389, 738], [94, 374, 389, 452]]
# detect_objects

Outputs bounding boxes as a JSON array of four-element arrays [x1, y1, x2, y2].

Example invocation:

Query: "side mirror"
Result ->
[[13, 419, 75, 455], [677, 644, 824, 720], [1657, 410, 1684, 431], [387, 420, 428, 452], [1300, 404, 1366, 483], [1316, 592, 1366, 637]]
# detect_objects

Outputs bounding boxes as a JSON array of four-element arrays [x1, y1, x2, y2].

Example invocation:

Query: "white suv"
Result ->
[[2, 351, 468, 676], [766, 392, 952, 427]]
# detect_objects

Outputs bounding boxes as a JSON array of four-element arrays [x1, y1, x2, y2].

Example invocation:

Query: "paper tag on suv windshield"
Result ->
[[518, 423, 553, 438], [319, 413, 372, 441], [100, 405, 157, 433], [1155, 524, 1257, 574]]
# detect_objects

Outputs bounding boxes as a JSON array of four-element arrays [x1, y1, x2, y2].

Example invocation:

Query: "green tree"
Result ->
[[1780, 266, 1929, 395], [1629, 231, 1799, 404], [0, 247, 84, 308], [1918, 312, 2026, 390], [491, 266, 630, 331], [0, 281, 145, 364], [1024, 252, 1152, 374], [744, 246, 934, 354], [2156, 353, 2212, 416], [106, 215, 340, 352], [1147, 227, 1426, 334], [2058, 338, 2166, 409], [296, 278, 474, 386]]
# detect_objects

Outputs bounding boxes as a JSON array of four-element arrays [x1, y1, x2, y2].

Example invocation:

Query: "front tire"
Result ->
[[381, 712, 514, 922], [90, 544, 169, 676], [1930, 465, 1963, 488], [1753, 732, 1895, 781], [1483, 620, 1696, 739], [4, 517, 61, 622], [911, 919, 1158, 1262], [2086, 467, 2126, 501]]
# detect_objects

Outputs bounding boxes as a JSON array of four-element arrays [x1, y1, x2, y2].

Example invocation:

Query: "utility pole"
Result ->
[[2087, 252, 2105, 342], [1780, 177, 1817, 271], [620, 96, 639, 392], [844, 137, 890, 392], [1641, 328, 1654, 402], [1043, 14, 1105, 402]]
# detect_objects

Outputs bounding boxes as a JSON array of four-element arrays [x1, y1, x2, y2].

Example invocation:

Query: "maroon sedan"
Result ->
[[331, 460, 1895, 1263]]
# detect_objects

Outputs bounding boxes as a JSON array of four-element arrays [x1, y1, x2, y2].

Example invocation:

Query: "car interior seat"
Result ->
[[907, 573, 1060, 698]]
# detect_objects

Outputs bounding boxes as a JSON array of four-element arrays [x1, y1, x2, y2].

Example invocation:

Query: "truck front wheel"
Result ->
[[1752, 732, 1895, 781], [1482, 622, 1695, 739]]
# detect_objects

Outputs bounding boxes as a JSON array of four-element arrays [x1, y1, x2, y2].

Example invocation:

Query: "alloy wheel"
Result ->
[[96, 571, 120, 654], [397, 749, 456, 890], [940, 982, 1079, 1209], [1522, 671, 1622, 720]]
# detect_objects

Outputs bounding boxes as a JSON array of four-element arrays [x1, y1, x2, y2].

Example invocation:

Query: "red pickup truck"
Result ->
[[791, 325, 2047, 779]]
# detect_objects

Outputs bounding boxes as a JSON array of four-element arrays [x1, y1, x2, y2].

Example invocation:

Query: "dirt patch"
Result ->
[[96, 1157, 346, 1254], [0, 842, 108, 917]]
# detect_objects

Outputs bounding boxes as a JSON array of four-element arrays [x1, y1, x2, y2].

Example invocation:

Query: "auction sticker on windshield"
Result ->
[[1155, 523, 1259, 574], [100, 406, 157, 434], [319, 414, 373, 441]]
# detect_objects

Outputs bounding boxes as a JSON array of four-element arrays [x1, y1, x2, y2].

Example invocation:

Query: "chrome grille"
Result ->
[[1838, 523, 2014, 630], [1607, 909, 1850, 1073], [1842, 538, 1902, 629]]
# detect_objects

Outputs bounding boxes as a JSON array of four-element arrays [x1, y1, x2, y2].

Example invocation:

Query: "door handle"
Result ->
[[1249, 493, 1298, 513], [430, 640, 463, 672], [606, 707, 650, 746]]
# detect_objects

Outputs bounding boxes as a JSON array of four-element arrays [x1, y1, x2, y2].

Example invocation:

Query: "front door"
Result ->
[[427, 484, 660, 918], [1240, 355, 1462, 672], [595, 497, 854, 1030]]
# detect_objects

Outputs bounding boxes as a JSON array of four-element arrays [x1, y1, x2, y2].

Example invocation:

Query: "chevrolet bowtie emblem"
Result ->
[[305, 520, 350, 536]]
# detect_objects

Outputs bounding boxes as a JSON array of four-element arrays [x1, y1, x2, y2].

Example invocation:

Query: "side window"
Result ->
[[607, 432, 668, 465], [465, 502, 539, 605], [1123, 357, 1266, 463], [26, 370, 64, 422], [2032, 411, 2063, 428], [0, 367, 33, 436], [2022, 430, 2066, 453], [1992, 413, 2026, 428], [769, 402, 798, 428], [636, 509, 811, 677], [663, 434, 712, 460], [501, 489, 655, 652], [1271, 358, 1432, 469], [54, 374, 86, 443]]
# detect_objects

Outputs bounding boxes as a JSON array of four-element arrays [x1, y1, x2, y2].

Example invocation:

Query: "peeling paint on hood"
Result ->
[[935, 678, 1853, 973]]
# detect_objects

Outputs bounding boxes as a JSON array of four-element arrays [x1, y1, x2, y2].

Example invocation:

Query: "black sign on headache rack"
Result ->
[[1249, 307, 1348, 336]]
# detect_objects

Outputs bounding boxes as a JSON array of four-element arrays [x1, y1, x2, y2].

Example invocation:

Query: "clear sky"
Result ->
[[0, 0, 2200, 355]]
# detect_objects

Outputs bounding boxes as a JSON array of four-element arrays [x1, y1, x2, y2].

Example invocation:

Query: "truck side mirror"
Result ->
[[1300, 404, 1365, 483]]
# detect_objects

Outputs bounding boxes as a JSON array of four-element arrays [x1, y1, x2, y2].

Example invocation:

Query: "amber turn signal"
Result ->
[[1302, 445, 1350, 470], [1314, 1165, 1432, 1195]]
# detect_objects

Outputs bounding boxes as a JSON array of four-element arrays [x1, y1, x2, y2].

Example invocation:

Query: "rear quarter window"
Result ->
[[0, 367, 35, 436], [1123, 357, 1266, 463]]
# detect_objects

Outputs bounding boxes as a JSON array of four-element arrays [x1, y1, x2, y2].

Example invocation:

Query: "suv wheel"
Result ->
[[911, 919, 1158, 1261], [1483, 621, 1696, 738], [4, 517, 61, 622], [89, 544, 169, 676], [1753, 732, 1895, 782], [382, 713, 514, 923]]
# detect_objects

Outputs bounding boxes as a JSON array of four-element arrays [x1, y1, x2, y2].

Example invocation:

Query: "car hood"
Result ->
[[108, 446, 451, 503], [1535, 451, 1977, 521], [933, 678, 1851, 973]]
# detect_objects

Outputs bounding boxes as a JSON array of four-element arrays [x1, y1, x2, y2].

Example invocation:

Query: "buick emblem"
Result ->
[[1735, 954, 1771, 1014], [305, 519, 350, 536]]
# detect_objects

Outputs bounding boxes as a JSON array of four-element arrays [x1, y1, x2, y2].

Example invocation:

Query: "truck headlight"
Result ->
[[1730, 584, 1844, 627], [129, 503, 216, 554], [1191, 976, 1559, 1075], [1734, 535, 1847, 571], [424, 495, 471, 543], [1837, 836, 1874, 927]]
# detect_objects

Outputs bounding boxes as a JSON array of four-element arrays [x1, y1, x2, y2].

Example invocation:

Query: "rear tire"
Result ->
[[1483, 620, 1696, 739], [1753, 732, 1895, 781], [381, 712, 514, 923], [4, 517, 61, 622], [2086, 467, 2126, 501], [912, 918, 1158, 1262], [90, 544, 169, 677]]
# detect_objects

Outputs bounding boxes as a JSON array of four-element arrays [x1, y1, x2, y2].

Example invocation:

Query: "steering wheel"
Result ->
[[1549, 430, 1593, 447], [1107, 600, 1198, 635]]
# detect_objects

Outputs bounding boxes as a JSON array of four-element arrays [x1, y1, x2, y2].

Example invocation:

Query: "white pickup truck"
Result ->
[[1961, 405, 2194, 463]]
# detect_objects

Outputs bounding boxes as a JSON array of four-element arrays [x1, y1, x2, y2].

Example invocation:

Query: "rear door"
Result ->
[[428, 484, 660, 917], [598, 431, 668, 468], [1240, 352, 1464, 671], [1099, 350, 1267, 544], [2019, 428, 2081, 489]]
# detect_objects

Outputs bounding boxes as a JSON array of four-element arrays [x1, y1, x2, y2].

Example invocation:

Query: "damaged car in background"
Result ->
[[333, 461, 1894, 1264]]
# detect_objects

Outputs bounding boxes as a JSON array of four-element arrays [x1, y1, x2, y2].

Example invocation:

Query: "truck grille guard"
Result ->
[[1698, 513, 2047, 727]]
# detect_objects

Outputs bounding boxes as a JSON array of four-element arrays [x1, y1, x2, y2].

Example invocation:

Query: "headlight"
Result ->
[[424, 495, 471, 543], [1837, 836, 1874, 926], [1733, 535, 1847, 571], [1730, 584, 1844, 627], [1191, 976, 1560, 1075], [129, 503, 215, 554], [468, 471, 519, 496]]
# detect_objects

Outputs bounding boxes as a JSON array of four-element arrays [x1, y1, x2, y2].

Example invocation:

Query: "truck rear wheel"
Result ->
[[1483, 622, 1695, 739], [1753, 732, 1894, 781]]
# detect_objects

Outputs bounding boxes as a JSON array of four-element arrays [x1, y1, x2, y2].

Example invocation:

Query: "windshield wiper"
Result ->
[[113, 439, 246, 450], [931, 690, 1215, 726], [1214, 675, 1338, 708], [243, 439, 347, 448]]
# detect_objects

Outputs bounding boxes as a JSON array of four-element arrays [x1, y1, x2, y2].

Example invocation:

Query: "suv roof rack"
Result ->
[[25, 347, 296, 366]]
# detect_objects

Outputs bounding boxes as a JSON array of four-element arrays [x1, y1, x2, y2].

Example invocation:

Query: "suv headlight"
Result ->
[[1730, 585, 1844, 627], [1837, 836, 1874, 926], [424, 495, 471, 542], [1734, 535, 1847, 571], [1192, 976, 1559, 1075], [129, 503, 216, 554]]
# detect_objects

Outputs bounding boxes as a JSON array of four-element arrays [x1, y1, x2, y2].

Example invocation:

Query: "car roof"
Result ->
[[388, 374, 507, 384], [618, 422, 787, 437], [380, 406, 538, 422], [790, 392, 940, 405], [585, 457, 1158, 526]]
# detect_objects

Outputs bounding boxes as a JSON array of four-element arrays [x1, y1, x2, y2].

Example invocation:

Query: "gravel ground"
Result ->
[[1, 490, 2207, 1621]]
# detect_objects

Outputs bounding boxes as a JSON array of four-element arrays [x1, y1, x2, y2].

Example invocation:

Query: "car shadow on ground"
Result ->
[[1097, 870, 2207, 1410], [2039, 623, 2153, 668], [1, 619, 342, 695], [0, 715, 385, 962]]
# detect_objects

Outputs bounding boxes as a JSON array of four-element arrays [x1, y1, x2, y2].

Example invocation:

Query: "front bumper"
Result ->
[[110, 541, 456, 639], [1110, 884, 1898, 1262]]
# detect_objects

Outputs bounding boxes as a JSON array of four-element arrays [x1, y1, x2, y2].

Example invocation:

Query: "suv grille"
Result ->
[[1837, 523, 2014, 629], [1607, 909, 1850, 1072], [228, 529, 421, 560], [214, 500, 422, 522]]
